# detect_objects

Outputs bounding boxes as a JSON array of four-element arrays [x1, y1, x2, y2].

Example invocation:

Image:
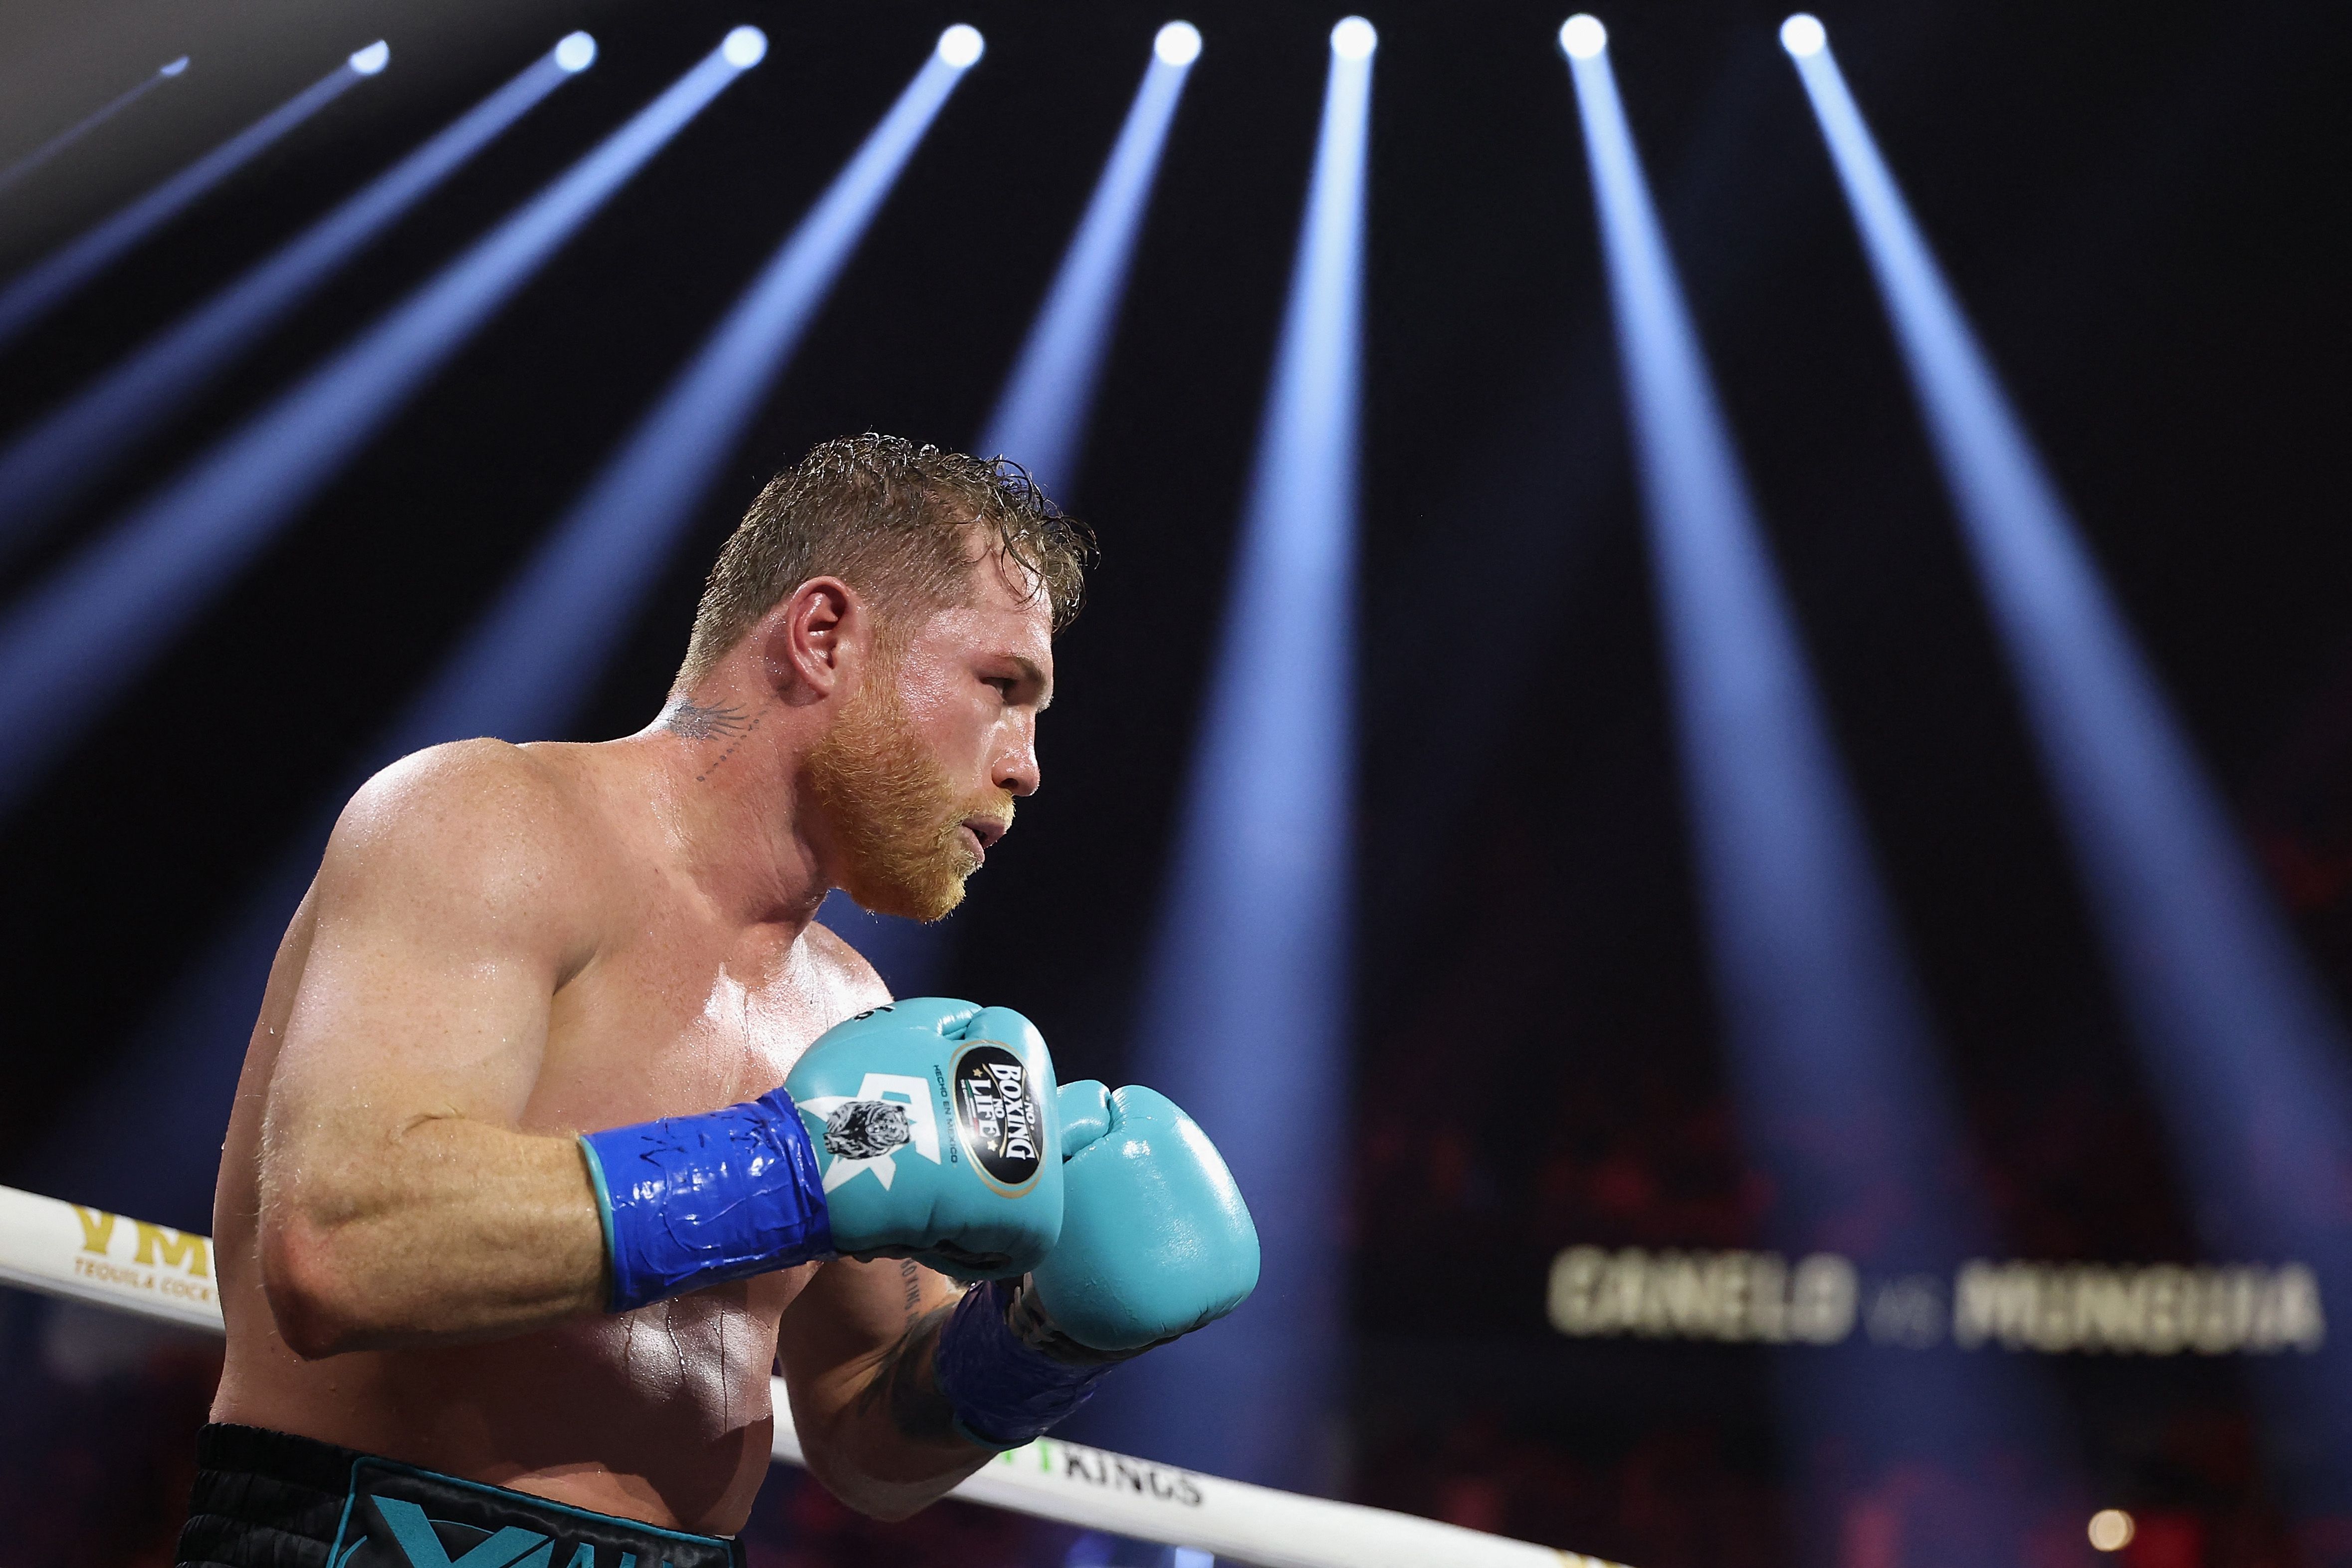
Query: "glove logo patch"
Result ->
[[823, 1100, 910, 1160], [799, 1073, 941, 1193], [951, 1044, 1044, 1193]]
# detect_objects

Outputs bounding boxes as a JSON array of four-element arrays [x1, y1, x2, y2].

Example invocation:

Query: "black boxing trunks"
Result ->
[[178, 1424, 744, 1568]]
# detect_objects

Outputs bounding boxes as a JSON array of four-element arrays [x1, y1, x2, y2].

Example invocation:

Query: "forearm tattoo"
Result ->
[[857, 1298, 963, 1446]]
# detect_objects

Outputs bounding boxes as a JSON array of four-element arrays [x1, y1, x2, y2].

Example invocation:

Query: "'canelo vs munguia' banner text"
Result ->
[[1547, 1245, 2325, 1357]]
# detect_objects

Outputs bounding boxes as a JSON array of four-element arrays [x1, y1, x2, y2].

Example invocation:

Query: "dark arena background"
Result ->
[[1, 0, 2350, 1565]]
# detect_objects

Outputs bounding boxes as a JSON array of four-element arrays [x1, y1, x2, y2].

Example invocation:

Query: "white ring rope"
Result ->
[[0, 1183, 1609, 1568]]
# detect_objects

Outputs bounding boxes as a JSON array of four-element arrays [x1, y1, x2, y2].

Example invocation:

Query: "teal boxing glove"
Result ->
[[785, 999, 1064, 1281], [581, 998, 1061, 1311], [1022, 1082, 1259, 1353], [929, 1081, 1257, 1447]]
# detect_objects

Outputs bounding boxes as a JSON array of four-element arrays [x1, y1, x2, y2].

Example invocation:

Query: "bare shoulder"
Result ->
[[332, 737, 594, 869], [803, 918, 894, 1019], [317, 739, 605, 963]]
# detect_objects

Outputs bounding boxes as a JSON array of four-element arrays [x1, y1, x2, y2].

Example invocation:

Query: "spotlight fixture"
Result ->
[[1780, 13, 1827, 57], [1155, 20, 1203, 67], [937, 23, 985, 68], [721, 26, 767, 68], [1329, 16, 1377, 59], [1559, 14, 1607, 58], [553, 32, 597, 72], [348, 40, 390, 75]]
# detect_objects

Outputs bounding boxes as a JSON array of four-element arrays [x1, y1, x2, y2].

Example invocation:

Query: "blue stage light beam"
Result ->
[[0, 35, 595, 563], [827, 20, 1197, 994], [0, 55, 192, 198], [375, 28, 978, 762], [20, 32, 976, 1224], [1564, 13, 1938, 1242], [0, 45, 383, 351], [1787, 18, 2352, 1483], [1089, 15, 1374, 1496], [1563, 17, 2073, 1540], [980, 22, 1198, 494], [0, 31, 765, 818]]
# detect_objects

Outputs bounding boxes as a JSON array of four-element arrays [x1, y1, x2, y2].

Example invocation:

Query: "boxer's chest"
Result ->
[[526, 910, 853, 1135]]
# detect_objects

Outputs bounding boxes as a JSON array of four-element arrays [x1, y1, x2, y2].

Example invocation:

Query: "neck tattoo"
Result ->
[[665, 699, 751, 741], [665, 699, 763, 784]]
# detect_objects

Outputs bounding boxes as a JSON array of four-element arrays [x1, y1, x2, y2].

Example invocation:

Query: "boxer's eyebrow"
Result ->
[[1010, 654, 1053, 711]]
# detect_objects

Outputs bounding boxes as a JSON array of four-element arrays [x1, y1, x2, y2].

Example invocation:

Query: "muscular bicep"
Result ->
[[251, 746, 609, 1354], [267, 747, 585, 1160]]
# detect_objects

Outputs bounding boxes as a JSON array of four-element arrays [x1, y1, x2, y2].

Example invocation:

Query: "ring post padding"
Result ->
[[0, 1184, 1615, 1568]]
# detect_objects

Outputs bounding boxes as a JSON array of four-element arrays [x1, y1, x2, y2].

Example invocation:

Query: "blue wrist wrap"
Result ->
[[579, 1086, 835, 1314], [933, 1279, 1118, 1450]]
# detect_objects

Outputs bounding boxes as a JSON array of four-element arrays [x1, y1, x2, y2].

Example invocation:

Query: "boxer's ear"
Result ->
[[761, 577, 860, 704]]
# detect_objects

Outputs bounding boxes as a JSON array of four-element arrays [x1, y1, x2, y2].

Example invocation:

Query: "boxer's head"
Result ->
[[676, 435, 1091, 920]]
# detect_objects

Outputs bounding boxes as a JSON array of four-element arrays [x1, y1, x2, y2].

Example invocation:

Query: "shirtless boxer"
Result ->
[[180, 436, 1260, 1568]]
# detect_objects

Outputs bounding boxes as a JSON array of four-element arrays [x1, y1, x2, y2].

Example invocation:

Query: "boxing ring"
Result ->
[[0, 1183, 1611, 1568]]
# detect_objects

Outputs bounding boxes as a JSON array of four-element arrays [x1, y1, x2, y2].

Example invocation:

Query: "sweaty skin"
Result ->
[[209, 548, 1055, 1533]]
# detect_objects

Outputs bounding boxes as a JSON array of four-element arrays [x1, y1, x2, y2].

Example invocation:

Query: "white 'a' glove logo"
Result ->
[[800, 1073, 941, 1192]]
